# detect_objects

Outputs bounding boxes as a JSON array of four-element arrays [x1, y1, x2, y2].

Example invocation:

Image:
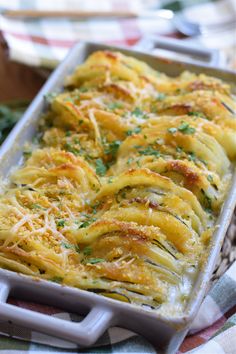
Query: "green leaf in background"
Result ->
[[0, 100, 30, 145]]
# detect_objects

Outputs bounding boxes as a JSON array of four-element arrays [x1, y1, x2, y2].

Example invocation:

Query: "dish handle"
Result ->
[[133, 35, 222, 67], [0, 280, 114, 346]]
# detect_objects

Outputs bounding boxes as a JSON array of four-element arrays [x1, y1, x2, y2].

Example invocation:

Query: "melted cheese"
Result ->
[[0, 50, 235, 314]]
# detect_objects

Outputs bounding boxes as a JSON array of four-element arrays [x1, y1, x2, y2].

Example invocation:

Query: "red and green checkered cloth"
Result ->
[[0, 0, 235, 69], [0, 262, 236, 353]]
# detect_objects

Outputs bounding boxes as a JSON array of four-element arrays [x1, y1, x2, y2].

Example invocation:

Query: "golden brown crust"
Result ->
[[0, 50, 234, 313]]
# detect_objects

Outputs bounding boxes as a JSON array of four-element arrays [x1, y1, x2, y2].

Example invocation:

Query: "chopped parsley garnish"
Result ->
[[107, 102, 124, 110], [65, 131, 72, 137], [78, 218, 96, 229], [83, 246, 92, 256], [86, 258, 105, 264], [108, 177, 114, 184], [137, 146, 160, 157], [136, 158, 141, 167], [23, 150, 32, 157], [78, 221, 90, 228], [168, 122, 196, 135], [31, 204, 46, 210], [104, 140, 121, 157], [56, 219, 66, 227], [126, 127, 141, 136], [64, 97, 74, 103], [95, 159, 107, 176], [178, 122, 196, 134], [188, 152, 196, 162], [188, 111, 203, 117], [79, 87, 88, 92], [91, 201, 101, 215], [73, 137, 80, 144], [207, 175, 214, 183], [168, 127, 177, 134], [64, 143, 80, 155], [156, 93, 166, 101], [78, 217, 97, 229], [176, 146, 183, 153], [121, 191, 127, 198], [44, 92, 57, 103], [127, 157, 133, 165], [61, 242, 80, 253], [201, 189, 212, 211], [50, 276, 63, 283], [131, 107, 147, 119]]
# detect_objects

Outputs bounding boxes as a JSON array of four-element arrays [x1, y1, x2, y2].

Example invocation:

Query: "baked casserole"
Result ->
[[0, 51, 235, 315]]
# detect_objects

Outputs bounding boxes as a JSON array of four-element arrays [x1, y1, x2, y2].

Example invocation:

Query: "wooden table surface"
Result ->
[[0, 35, 45, 102]]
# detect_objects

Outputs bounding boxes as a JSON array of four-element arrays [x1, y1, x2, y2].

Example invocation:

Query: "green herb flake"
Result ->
[[61, 242, 74, 249], [138, 146, 160, 157], [136, 158, 141, 167], [61, 242, 80, 253], [78, 217, 97, 229], [44, 92, 57, 103], [64, 143, 80, 155], [188, 152, 196, 162], [127, 157, 133, 165], [126, 127, 141, 136], [207, 175, 214, 183], [73, 137, 80, 144], [78, 221, 91, 229], [201, 189, 212, 211], [86, 258, 105, 264], [83, 246, 92, 256], [199, 159, 208, 166], [107, 102, 124, 111], [178, 122, 196, 135], [79, 87, 88, 93], [95, 159, 107, 176], [108, 177, 114, 184], [121, 191, 127, 198], [188, 111, 203, 117], [65, 97, 74, 103], [176, 146, 183, 153], [31, 204, 46, 210], [65, 131, 72, 137], [156, 93, 166, 101], [91, 202, 101, 215], [131, 107, 147, 119], [56, 219, 66, 227], [50, 276, 63, 283], [104, 140, 121, 157], [23, 150, 32, 157], [168, 127, 177, 134]]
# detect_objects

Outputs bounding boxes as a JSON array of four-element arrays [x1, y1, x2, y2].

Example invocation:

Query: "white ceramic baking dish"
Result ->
[[0, 40, 235, 353]]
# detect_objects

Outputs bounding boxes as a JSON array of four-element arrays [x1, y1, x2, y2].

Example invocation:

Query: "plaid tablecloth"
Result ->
[[0, 0, 235, 69], [0, 261, 236, 354], [0, 1, 236, 353]]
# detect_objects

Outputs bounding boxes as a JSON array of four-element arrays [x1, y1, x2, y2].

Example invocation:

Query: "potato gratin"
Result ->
[[0, 51, 235, 314]]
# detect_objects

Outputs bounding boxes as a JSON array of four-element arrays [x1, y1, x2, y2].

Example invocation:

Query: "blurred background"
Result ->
[[0, 0, 235, 102], [0, 0, 234, 149]]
